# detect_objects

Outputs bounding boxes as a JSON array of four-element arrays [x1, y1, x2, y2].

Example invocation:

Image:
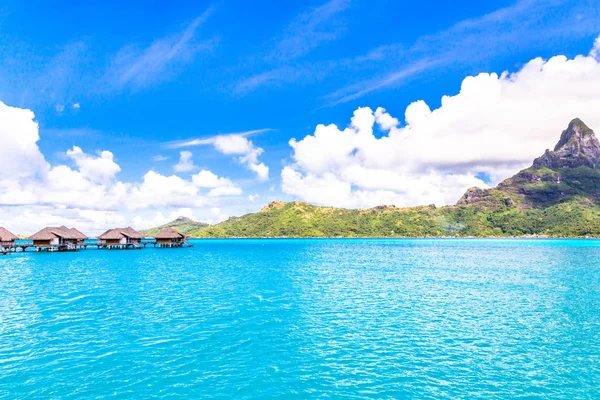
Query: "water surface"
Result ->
[[1, 239, 599, 398]]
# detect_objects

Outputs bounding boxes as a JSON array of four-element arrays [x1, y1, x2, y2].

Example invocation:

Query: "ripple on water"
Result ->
[[0, 239, 600, 398]]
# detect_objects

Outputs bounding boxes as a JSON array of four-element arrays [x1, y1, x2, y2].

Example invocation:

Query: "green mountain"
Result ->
[[153, 119, 600, 238], [458, 118, 600, 209], [140, 216, 208, 237]]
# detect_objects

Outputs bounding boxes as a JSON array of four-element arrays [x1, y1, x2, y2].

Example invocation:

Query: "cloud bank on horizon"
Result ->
[[0, 100, 244, 233], [3, 38, 600, 233]]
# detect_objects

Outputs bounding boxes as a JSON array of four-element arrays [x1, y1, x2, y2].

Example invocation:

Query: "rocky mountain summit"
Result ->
[[459, 118, 600, 208], [533, 118, 600, 169]]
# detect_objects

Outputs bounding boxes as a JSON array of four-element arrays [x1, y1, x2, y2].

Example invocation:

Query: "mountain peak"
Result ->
[[554, 118, 595, 151], [261, 200, 286, 212], [533, 118, 600, 169], [174, 216, 194, 223]]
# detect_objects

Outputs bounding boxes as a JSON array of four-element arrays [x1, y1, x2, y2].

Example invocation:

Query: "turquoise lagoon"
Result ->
[[1, 239, 599, 398]]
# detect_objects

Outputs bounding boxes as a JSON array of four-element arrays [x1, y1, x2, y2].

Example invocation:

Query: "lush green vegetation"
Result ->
[[186, 163, 600, 238], [146, 119, 600, 238], [188, 196, 600, 239], [140, 217, 208, 237]]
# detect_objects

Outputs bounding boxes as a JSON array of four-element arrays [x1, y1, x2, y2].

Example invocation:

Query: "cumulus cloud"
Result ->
[[191, 169, 243, 196], [0, 102, 48, 180], [0, 101, 244, 233], [67, 146, 121, 183], [173, 151, 196, 172], [208, 186, 243, 197], [282, 42, 600, 208], [168, 132, 270, 180]]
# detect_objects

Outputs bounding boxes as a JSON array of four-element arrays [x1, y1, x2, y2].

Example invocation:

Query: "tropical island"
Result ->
[[141, 118, 600, 239]]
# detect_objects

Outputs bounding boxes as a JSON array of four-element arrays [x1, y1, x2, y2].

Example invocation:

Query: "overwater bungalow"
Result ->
[[98, 227, 143, 249], [0, 227, 18, 254], [69, 227, 89, 248], [153, 227, 189, 248], [28, 226, 84, 251]]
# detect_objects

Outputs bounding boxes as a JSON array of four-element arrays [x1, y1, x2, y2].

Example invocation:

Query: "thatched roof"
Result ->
[[154, 227, 186, 239], [0, 227, 18, 242], [98, 227, 143, 240], [29, 226, 80, 241], [69, 228, 88, 240]]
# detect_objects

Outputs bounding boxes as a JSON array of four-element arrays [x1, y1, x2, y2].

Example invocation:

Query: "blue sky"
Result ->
[[1, 0, 600, 232]]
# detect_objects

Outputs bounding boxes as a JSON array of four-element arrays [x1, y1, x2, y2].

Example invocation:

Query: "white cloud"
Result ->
[[72, 103, 81, 109], [192, 169, 235, 188], [152, 155, 169, 162], [66, 146, 121, 183], [212, 135, 269, 180], [282, 43, 600, 208], [208, 186, 243, 197], [207, 207, 229, 224], [168, 132, 270, 180], [374, 107, 400, 130], [0, 101, 49, 181], [248, 194, 260, 201], [55, 104, 65, 113], [323, 1, 600, 106], [0, 101, 245, 233], [213, 134, 253, 154], [173, 151, 196, 172], [191, 169, 243, 196]]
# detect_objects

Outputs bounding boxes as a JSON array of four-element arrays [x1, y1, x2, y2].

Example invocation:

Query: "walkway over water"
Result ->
[[5, 238, 178, 253]]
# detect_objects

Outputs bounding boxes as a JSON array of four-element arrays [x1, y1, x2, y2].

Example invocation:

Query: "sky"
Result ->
[[1, 0, 600, 234]]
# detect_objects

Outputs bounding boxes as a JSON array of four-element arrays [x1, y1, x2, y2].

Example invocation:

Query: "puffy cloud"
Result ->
[[374, 107, 399, 131], [0, 101, 48, 180], [208, 186, 243, 197], [127, 171, 206, 209], [248, 193, 260, 201], [282, 42, 600, 208], [213, 135, 253, 154], [192, 169, 234, 188], [191, 169, 243, 196], [173, 151, 196, 172], [0, 101, 245, 232], [66, 146, 121, 183]]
